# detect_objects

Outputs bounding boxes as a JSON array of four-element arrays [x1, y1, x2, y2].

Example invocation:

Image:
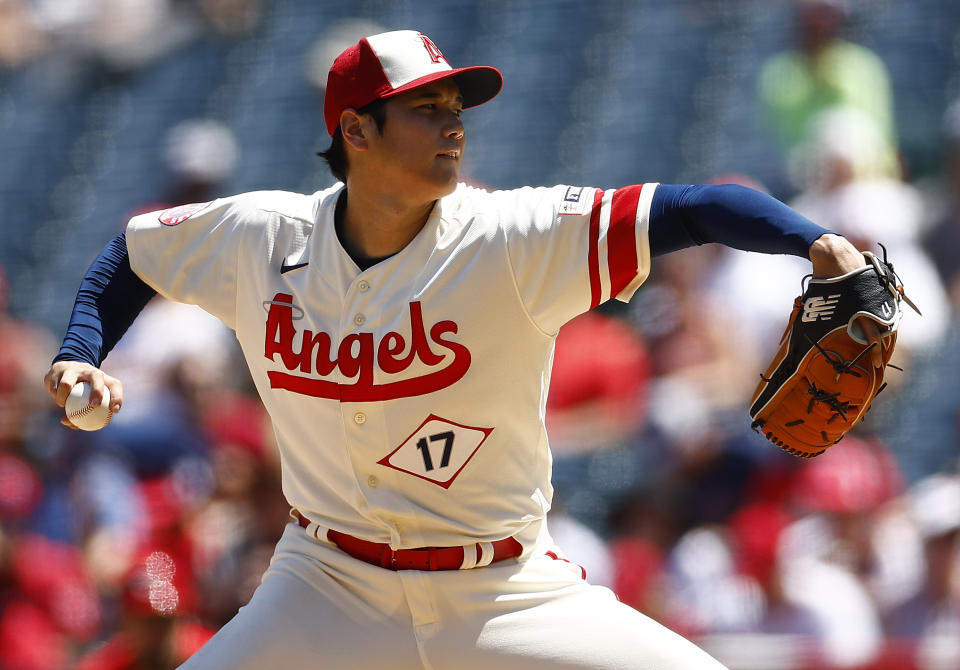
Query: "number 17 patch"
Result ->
[[378, 415, 493, 489]]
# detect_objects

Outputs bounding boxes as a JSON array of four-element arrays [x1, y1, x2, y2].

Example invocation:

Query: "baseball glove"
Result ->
[[749, 249, 916, 458]]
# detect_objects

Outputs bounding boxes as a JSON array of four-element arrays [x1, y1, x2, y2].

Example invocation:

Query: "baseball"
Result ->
[[65, 382, 113, 431]]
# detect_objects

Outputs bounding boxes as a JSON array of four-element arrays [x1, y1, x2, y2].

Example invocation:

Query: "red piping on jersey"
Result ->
[[546, 550, 587, 580], [587, 189, 605, 309], [608, 185, 643, 298]]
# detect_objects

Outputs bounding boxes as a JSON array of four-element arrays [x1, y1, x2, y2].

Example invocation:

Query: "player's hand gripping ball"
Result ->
[[749, 249, 918, 458], [65, 382, 113, 431]]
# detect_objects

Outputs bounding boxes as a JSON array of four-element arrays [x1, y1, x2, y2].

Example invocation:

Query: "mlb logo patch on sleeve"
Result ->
[[159, 202, 212, 226], [558, 186, 590, 216]]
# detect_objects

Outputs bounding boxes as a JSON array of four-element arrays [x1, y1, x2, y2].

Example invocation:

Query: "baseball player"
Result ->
[[44, 30, 883, 669]]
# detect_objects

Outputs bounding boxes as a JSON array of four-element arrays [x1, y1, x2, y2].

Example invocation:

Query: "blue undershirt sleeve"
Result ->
[[53, 232, 157, 366], [648, 183, 831, 258]]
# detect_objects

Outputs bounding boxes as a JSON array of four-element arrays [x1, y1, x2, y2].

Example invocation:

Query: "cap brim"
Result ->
[[383, 65, 503, 109]]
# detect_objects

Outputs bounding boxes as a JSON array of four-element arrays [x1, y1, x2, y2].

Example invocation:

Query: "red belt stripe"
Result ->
[[295, 511, 522, 571]]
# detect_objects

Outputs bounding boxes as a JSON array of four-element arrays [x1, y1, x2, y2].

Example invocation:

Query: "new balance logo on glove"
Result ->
[[801, 294, 841, 322]]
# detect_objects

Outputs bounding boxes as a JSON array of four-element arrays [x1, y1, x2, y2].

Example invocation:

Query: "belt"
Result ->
[[294, 511, 522, 571]]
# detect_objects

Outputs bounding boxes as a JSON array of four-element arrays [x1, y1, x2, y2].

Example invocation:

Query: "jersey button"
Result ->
[[358, 280, 370, 292], [367, 475, 379, 488], [353, 412, 366, 425], [353, 313, 366, 326]]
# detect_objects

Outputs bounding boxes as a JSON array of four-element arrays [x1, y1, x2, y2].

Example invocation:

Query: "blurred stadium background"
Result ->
[[1, 1, 959, 669]]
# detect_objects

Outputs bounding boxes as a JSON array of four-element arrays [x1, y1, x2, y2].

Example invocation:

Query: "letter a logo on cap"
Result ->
[[323, 30, 503, 136], [419, 33, 447, 65]]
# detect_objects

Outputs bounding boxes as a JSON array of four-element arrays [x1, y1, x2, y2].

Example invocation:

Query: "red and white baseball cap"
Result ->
[[324, 30, 502, 136]]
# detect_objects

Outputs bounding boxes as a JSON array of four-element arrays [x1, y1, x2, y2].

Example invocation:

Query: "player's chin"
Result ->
[[427, 162, 461, 194]]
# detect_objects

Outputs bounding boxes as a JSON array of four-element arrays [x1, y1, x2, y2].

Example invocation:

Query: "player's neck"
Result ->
[[336, 187, 436, 262]]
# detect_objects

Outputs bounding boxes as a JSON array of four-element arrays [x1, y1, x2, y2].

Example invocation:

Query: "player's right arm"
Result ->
[[43, 232, 157, 426], [45, 191, 254, 425]]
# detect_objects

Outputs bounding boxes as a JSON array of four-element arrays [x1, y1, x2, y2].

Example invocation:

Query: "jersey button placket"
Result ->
[[341, 278, 386, 515]]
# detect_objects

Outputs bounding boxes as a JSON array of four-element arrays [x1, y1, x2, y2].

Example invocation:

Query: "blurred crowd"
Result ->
[[0, 0, 262, 74], [1, 1, 960, 669]]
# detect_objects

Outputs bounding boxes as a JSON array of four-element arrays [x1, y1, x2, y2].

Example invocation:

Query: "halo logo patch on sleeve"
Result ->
[[159, 202, 212, 226]]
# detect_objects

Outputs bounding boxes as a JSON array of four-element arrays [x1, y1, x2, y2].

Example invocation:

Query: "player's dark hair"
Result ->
[[317, 98, 388, 183]]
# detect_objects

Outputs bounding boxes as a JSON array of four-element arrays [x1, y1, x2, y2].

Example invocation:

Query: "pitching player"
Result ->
[[44, 30, 881, 669]]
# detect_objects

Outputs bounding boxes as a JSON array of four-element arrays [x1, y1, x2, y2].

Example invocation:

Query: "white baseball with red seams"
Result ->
[[125, 181, 729, 669], [65, 382, 112, 431]]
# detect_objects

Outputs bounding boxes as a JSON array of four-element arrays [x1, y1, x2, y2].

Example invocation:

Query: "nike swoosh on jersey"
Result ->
[[280, 261, 309, 274]]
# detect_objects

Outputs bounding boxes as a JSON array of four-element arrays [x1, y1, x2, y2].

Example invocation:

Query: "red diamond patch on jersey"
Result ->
[[378, 414, 493, 489], [159, 202, 212, 226]]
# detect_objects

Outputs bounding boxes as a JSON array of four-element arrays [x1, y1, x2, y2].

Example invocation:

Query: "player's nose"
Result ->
[[443, 115, 464, 141]]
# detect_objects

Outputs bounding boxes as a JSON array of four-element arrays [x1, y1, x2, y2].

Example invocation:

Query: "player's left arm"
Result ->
[[649, 183, 882, 362], [650, 183, 844, 264]]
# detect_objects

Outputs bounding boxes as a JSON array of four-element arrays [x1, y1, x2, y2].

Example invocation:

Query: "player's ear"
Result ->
[[340, 110, 370, 152]]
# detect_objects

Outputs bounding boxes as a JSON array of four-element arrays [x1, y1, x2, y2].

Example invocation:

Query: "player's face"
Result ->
[[369, 79, 465, 201]]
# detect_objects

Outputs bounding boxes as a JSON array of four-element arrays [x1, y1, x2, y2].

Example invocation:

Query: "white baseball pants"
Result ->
[[177, 521, 728, 669]]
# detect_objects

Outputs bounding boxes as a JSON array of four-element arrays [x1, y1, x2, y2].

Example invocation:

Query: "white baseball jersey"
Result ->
[[126, 181, 657, 552]]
